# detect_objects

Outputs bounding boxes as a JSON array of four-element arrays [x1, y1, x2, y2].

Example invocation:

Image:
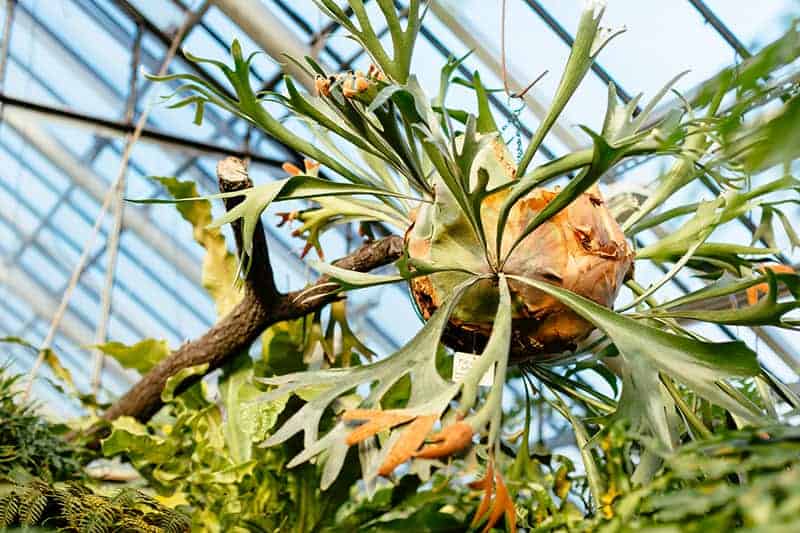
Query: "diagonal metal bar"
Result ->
[[0, 95, 284, 167], [2, 108, 203, 286], [8, 0, 400, 355], [416, 18, 559, 160], [0, 154, 181, 342], [518, 0, 793, 271], [269, 0, 352, 64], [22, 2, 210, 396], [92, 25, 144, 394], [0, 261, 137, 392], [687, 0, 751, 59], [0, 130, 213, 334]]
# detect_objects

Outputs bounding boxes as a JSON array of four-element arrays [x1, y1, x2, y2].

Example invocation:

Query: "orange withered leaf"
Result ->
[[490, 470, 517, 533], [469, 461, 495, 529], [281, 160, 320, 177], [343, 409, 415, 446], [282, 162, 303, 176], [415, 421, 473, 459], [367, 63, 386, 81], [747, 264, 794, 305], [276, 211, 298, 227], [378, 414, 437, 476], [315, 75, 332, 97], [303, 159, 321, 176], [299, 240, 323, 260], [469, 461, 517, 533]]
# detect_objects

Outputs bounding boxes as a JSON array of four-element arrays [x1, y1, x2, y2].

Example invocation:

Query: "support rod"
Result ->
[[2, 107, 203, 287], [687, 0, 751, 58], [0, 94, 283, 169]]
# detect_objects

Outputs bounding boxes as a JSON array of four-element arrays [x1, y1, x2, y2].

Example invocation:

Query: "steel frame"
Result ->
[[1, 0, 797, 385]]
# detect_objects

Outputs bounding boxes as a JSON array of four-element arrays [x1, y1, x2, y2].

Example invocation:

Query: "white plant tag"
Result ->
[[452, 352, 494, 388]]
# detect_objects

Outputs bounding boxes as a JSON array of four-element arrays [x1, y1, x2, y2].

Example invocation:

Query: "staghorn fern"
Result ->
[[139, 0, 800, 521]]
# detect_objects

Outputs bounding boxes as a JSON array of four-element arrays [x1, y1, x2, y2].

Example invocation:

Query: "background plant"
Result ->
[[137, 0, 800, 507], [4, 0, 800, 531]]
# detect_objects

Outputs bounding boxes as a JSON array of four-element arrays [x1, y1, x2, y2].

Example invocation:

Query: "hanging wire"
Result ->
[[500, 0, 547, 100], [499, 0, 546, 163], [90, 24, 144, 397], [23, 2, 211, 400], [499, 96, 527, 163]]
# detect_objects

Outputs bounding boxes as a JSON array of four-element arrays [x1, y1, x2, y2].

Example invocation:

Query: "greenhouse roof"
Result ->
[[0, 0, 798, 414]]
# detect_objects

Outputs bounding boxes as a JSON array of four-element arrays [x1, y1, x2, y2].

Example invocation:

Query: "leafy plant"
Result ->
[[0, 369, 87, 482], [138, 0, 800, 517], [599, 424, 800, 531], [0, 475, 190, 532], [98, 332, 360, 532], [5, 0, 799, 530]]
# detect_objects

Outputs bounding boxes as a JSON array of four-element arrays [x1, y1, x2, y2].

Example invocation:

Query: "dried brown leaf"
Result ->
[[414, 421, 473, 459], [747, 264, 794, 305], [469, 460, 495, 528], [378, 414, 437, 476], [468, 460, 517, 533], [343, 409, 415, 446]]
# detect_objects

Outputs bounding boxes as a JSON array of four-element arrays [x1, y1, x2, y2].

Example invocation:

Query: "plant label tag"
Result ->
[[452, 352, 494, 388]]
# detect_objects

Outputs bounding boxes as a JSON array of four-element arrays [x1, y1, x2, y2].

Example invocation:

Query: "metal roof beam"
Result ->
[[522, 0, 635, 105], [12, 2, 121, 111], [0, 94, 284, 168], [2, 98, 401, 352], [2, 107, 203, 287], [687, 0, 751, 58], [0, 138, 213, 332], [0, 189, 168, 342]]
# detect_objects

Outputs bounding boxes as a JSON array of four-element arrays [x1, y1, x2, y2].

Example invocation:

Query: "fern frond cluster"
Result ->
[[0, 477, 190, 532], [0, 370, 87, 481]]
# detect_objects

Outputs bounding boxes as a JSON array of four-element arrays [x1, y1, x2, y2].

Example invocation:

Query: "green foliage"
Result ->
[[0, 476, 190, 532], [600, 425, 800, 531], [99, 344, 353, 532], [328, 473, 476, 532], [256, 276, 515, 490], [0, 370, 188, 531], [136, 172, 414, 274], [93, 339, 171, 375], [154, 176, 242, 317], [313, 0, 424, 85], [2, 337, 76, 394], [93, 0, 800, 529], [0, 370, 86, 482]]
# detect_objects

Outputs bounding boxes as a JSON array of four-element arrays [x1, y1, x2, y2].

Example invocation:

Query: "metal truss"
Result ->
[[0, 0, 796, 393]]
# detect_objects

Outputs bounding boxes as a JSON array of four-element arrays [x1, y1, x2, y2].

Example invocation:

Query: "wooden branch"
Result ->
[[217, 157, 279, 299], [99, 158, 404, 426]]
